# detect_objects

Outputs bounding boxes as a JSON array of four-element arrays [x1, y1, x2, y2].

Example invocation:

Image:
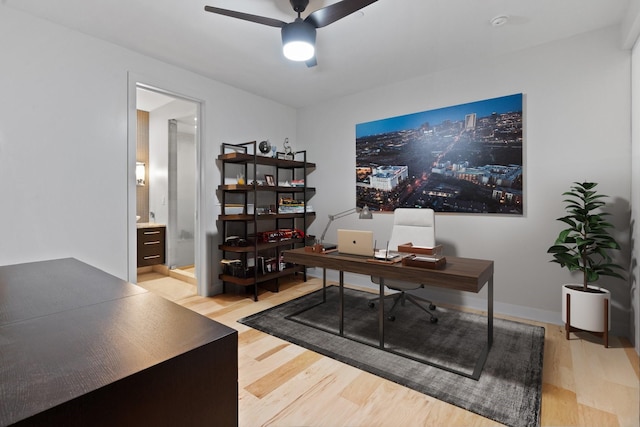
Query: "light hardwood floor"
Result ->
[[137, 273, 640, 427]]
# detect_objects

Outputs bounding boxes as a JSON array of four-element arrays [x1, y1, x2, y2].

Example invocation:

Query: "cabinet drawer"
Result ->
[[138, 227, 165, 242]]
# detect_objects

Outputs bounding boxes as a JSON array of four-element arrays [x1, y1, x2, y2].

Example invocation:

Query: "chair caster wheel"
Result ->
[[368, 302, 375, 308], [387, 315, 396, 321], [429, 304, 436, 310], [430, 317, 438, 324]]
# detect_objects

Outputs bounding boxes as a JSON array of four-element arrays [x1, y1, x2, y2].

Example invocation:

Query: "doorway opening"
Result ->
[[135, 86, 200, 288]]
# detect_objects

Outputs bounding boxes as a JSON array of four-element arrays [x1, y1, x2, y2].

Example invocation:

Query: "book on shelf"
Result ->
[[278, 197, 313, 213]]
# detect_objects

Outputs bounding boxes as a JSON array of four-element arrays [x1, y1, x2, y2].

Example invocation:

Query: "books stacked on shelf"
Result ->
[[256, 256, 277, 274], [278, 197, 307, 213], [290, 179, 305, 187]]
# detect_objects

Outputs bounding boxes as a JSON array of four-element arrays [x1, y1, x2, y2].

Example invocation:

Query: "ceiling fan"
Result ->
[[204, 0, 378, 67]]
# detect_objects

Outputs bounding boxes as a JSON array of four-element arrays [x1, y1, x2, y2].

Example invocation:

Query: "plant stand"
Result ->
[[565, 292, 609, 348]]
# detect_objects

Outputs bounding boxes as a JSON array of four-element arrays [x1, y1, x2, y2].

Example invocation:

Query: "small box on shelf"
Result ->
[[304, 244, 325, 253]]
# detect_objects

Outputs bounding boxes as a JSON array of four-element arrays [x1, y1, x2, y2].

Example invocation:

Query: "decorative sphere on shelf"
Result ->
[[259, 140, 271, 155]]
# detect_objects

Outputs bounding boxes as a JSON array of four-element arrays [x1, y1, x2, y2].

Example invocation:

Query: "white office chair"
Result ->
[[369, 208, 438, 323]]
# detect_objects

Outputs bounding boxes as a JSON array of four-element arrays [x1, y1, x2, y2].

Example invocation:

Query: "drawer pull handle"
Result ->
[[144, 231, 161, 235], [144, 241, 160, 245], [143, 255, 160, 260]]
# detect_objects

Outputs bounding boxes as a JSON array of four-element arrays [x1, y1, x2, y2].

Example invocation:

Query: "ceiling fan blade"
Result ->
[[305, 56, 317, 68], [204, 6, 287, 28], [305, 0, 378, 28]]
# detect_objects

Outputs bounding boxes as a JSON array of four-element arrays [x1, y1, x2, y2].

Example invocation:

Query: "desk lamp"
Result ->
[[319, 205, 372, 248]]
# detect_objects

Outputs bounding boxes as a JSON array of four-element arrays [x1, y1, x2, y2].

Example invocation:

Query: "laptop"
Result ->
[[337, 229, 374, 257]]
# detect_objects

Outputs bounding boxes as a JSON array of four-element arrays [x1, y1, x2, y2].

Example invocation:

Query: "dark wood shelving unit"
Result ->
[[217, 141, 316, 301]]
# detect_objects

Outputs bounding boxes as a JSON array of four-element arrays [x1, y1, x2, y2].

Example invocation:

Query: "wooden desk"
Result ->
[[283, 248, 494, 379], [0, 258, 238, 426]]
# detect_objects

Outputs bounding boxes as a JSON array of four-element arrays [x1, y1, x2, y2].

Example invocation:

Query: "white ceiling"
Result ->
[[136, 88, 175, 112], [5, 0, 636, 108], [136, 87, 198, 134]]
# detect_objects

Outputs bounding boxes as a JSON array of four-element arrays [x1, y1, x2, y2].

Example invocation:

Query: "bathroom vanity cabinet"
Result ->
[[137, 224, 166, 267]]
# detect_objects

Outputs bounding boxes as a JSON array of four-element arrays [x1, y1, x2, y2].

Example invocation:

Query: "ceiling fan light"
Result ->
[[283, 41, 315, 61], [282, 19, 316, 62]]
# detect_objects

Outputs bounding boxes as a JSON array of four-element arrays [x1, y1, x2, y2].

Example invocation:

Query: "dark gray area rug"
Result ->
[[239, 286, 544, 427]]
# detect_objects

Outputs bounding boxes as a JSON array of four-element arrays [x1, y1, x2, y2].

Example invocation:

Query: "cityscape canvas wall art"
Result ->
[[355, 93, 523, 215]]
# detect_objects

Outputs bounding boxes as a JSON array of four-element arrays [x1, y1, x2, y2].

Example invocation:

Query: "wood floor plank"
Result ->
[[540, 383, 579, 427], [254, 342, 291, 362], [245, 350, 324, 399], [339, 371, 381, 405], [239, 337, 306, 386], [238, 328, 265, 346], [242, 357, 362, 426], [349, 382, 435, 426], [543, 323, 576, 392], [577, 403, 620, 427], [264, 366, 361, 426], [596, 338, 640, 388], [352, 380, 498, 427], [621, 337, 640, 380]]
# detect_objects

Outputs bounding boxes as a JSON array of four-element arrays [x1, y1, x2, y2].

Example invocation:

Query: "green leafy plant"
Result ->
[[547, 182, 625, 291]]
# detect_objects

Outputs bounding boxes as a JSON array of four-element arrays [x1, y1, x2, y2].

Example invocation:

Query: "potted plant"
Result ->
[[547, 182, 625, 347]]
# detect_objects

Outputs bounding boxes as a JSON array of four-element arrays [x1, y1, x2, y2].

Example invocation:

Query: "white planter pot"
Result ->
[[562, 284, 611, 333]]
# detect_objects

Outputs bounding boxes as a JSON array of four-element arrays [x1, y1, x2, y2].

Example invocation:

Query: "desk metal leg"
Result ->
[[322, 268, 327, 303], [471, 275, 494, 380], [379, 278, 385, 349], [339, 270, 344, 336], [488, 276, 494, 346]]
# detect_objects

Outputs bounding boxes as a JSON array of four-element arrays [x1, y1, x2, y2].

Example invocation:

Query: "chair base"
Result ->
[[368, 291, 438, 323]]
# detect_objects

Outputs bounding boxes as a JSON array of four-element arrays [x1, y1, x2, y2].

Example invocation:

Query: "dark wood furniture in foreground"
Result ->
[[283, 247, 494, 380], [0, 258, 238, 426]]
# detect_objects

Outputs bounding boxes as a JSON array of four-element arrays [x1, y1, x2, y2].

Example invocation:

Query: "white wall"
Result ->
[[298, 27, 633, 337], [0, 7, 297, 296], [632, 38, 640, 353]]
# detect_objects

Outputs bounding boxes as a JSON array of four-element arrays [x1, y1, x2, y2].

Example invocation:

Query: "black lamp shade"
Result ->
[[281, 18, 316, 61]]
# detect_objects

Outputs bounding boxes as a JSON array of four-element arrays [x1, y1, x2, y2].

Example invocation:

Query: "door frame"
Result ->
[[127, 74, 205, 294]]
